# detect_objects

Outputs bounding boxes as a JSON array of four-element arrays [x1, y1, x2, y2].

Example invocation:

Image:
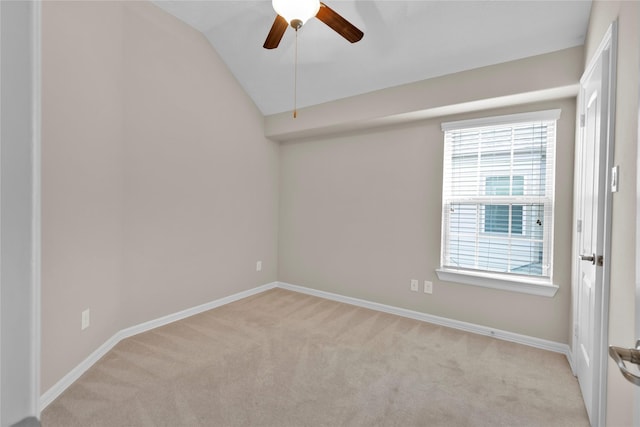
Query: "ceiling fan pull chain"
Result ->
[[293, 28, 298, 119]]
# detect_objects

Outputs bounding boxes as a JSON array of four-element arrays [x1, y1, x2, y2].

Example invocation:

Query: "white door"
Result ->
[[572, 22, 616, 427], [574, 49, 605, 425]]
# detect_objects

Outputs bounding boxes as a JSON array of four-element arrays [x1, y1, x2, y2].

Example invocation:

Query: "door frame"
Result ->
[[571, 20, 617, 427], [635, 16, 640, 426], [0, 0, 42, 422], [31, 0, 43, 418]]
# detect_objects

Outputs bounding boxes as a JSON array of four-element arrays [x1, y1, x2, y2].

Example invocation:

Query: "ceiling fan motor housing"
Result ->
[[290, 19, 303, 30]]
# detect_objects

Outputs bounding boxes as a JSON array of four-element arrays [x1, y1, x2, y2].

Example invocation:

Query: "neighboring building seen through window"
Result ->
[[440, 110, 559, 282], [484, 176, 524, 235]]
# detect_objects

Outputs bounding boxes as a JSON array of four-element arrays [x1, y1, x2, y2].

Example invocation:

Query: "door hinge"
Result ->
[[580, 114, 586, 127], [577, 219, 582, 233], [575, 324, 579, 337]]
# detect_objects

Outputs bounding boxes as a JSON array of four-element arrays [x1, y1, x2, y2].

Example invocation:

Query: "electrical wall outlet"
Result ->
[[410, 279, 419, 292], [81, 309, 90, 330], [424, 281, 433, 294], [256, 261, 262, 271]]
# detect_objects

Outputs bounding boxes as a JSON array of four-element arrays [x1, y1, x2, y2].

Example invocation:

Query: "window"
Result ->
[[437, 110, 560, 296]]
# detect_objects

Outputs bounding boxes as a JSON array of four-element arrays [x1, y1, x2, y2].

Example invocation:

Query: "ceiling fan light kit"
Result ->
[[272, 0, 320, 29]]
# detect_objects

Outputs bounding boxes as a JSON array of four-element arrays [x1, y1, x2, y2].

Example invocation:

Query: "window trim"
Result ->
[[436, 268, 559, 297], [441, 109, 561, 132], [439, 109, 561, 295]]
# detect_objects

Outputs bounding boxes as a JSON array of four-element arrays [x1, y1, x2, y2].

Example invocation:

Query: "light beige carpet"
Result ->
[[42, 288, 589, 426]]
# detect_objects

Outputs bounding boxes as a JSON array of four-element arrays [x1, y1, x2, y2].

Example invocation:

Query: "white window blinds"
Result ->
[[440, 110, 559, 281]]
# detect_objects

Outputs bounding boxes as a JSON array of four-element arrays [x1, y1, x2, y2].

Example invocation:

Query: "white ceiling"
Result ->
[[152, 0, 592, 116]]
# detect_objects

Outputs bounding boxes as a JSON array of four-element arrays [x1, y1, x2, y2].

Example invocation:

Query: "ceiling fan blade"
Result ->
[[263, 15, 288, 49], [316, 2, 363, 43]]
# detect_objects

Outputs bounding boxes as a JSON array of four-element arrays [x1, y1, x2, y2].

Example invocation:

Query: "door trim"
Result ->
[[572, 20, 617, 427], [635, 16, 640, 426], [30, 0, 42, 417], [0, 0, 42, 422]]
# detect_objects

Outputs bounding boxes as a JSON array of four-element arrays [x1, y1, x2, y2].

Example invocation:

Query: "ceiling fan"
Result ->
[[263, 0, 364, 49]]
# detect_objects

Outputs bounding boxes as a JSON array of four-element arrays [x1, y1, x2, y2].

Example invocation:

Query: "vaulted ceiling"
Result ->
[[152, 1, 592, 116]]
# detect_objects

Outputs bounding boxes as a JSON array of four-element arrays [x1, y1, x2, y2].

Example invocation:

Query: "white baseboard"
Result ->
[[118, 282, 278, 339], [276, 282, 573, 364], [39, 282, 278, 410], [41, 280, 573, 410], [39, 332, 122, 411], [566, 349, 576, 375]]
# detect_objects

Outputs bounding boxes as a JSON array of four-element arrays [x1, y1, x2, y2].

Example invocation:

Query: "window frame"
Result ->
[[436, 109, 561, 297]]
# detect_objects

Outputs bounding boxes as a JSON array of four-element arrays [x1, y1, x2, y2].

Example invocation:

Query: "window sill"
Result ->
[[435, 268, 559, 297]]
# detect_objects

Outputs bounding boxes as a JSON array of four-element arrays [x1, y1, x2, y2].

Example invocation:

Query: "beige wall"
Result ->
[[42, 0, 126, 394], [41, 1, 278, 392], [584, 2, 640, 426], [279, 98, 576, 343], [120, 2, 279, 326]]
